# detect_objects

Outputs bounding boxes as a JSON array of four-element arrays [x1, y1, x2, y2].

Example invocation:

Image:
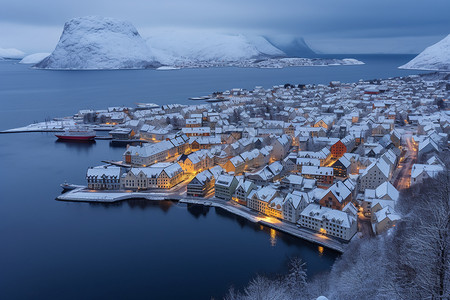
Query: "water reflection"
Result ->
[[318, 246, 324, 256], [270, 228, 277, 247], [54, 139, 96, 152], [71, 198, 339, 254], [212, 206, 328, 250], [187, 203, 210, 218], [109, 141, 145, 148], [86, 199, 172, 211]]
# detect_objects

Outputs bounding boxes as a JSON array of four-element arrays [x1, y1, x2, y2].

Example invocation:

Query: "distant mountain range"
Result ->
[[145, 30, 285, 65], [30, 16, 320, 70]]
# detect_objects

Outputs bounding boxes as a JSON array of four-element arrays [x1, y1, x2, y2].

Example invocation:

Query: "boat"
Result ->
[[60, 182, 85, 191], [189, 96, 210, 101], [135, 103, 160, 110], [55, 129, 96, 141]]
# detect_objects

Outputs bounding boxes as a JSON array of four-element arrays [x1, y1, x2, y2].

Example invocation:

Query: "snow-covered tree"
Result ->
[[286, 257, 307, 297]]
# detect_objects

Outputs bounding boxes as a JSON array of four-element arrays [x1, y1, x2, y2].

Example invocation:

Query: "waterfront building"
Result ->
[[232, 179, 257, 205], [282, 191, 312, 223], [187, 169, 215, 197], [121, 162, 184, 190], [214, 175, 239, 200], [86, 165, 123, 190], [247, 186, 279, 215], [110, 127, 134, 140], [298, 203, 357, 241]]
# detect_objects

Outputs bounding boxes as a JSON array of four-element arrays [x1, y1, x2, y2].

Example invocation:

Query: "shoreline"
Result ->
[[57, 187, 346, 253]]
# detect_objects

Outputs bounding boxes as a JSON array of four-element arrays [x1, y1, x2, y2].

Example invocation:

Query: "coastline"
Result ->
[[57, 187, 346, 253]]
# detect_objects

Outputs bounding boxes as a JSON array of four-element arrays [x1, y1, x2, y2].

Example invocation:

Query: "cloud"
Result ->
[[0, 0, 448, 54]]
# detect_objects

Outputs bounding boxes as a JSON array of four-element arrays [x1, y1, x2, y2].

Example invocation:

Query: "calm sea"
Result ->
[[0, 55, 425, 300]]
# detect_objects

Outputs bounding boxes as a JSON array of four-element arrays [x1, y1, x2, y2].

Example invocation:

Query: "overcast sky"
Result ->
[[0, 0, 448, 54]]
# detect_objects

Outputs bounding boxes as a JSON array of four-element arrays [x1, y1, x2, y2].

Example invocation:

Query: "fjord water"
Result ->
[[0, 55, 423, 300]]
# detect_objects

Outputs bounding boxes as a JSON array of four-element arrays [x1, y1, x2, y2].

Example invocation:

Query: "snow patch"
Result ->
[[20, 53, 50, 64], [156, 66, 181, 71]]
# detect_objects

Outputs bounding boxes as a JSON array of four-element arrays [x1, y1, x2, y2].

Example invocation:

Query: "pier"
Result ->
[[56, 187, 346, 253]]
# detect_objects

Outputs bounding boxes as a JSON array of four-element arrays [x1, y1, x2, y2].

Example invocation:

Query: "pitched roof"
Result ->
[[323, 180, 351, 203], [375, 181, 399, 201], [300, 203, 355, 228]]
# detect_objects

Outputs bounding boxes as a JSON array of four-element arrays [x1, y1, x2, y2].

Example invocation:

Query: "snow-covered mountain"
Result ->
[[0, 47, 25, 59], [31, 16, 363, 70], [20, 53, 50, 64], [399, 35, 450, 71], [145, 30, 285, 65], [266, 36, 316, 58], [36, 16, 160, 70]]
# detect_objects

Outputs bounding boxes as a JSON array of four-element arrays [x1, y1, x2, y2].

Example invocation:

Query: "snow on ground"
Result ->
[[57, 189, 169, 202], [20, 53, 50, 64], [1, 119, 76, 133], [156, 66, 181, 70], [0, 47, 26, 59], [399, 34, 450, 71]]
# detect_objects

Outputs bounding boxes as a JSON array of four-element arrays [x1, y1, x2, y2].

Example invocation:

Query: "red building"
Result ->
[[330, 140, 347, 158]]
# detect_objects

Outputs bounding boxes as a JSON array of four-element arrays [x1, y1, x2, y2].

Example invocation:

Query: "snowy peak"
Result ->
[[36, 16, 160, 70], [145, 30, 285, 64], [399, 34, 450, 71]]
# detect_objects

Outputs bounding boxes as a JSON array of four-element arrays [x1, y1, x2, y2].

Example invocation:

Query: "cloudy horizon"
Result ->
[[0, 0, 448, 54]]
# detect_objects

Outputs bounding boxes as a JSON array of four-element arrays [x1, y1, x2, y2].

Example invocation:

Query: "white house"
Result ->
[[410, 163, 444, 186], [282, 191, 313, 223], [298, 203, 357, 241]]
